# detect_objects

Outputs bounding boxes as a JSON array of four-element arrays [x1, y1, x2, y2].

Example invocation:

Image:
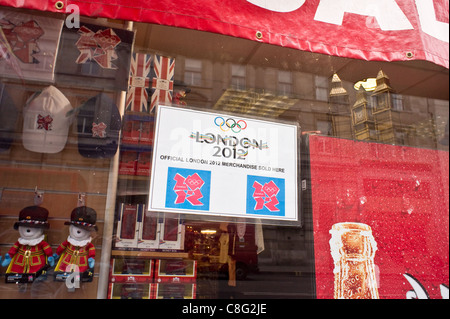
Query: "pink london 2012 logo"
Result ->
[[173, 172, 205, 206], [252, 180, 280, 212], [165, 168, 211, 211]]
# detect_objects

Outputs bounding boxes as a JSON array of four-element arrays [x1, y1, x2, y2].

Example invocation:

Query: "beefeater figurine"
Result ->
[[54, 206, 97, 273], [1, 206, 54, 274]]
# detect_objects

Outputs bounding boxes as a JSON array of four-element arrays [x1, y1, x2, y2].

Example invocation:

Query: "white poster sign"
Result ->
[[148, 105, 299, 221]]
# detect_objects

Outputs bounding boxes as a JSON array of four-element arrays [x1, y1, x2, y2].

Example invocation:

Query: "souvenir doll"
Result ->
[[54, 206, 97, 277], [1, 206, 54, 282]]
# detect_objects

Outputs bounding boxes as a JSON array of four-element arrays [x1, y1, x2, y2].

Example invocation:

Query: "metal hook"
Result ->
[[77, 193, 86, 207], [34, 187, 44, 206]]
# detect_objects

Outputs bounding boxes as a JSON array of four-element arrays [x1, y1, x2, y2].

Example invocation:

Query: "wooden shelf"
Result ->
[[111, 250, 190, 259]]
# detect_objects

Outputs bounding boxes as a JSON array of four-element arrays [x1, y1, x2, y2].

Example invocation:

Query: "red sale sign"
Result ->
[[308, 135, 449, 299], [0, 0, 448, 68]]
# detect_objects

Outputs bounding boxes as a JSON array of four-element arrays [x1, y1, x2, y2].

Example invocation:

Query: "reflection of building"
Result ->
[[175, 59, 447, 152], [350, 70, 397, 144], [342, 69, 449, 150], [213, 88, 298, 118], [329, 74, 352, 139]]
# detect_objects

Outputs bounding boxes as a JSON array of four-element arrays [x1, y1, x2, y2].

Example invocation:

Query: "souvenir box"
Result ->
[[109, 257, 154, 283], [136, 151, 152, 176], [108, 282, 152, 299], [125, 53, 152, 113], [137, 210, 159, 249], [154, 259, 197, 283], [137, 212, 185, 251], [157, 214, 185, 251], [118, 151, 138, 176], [121, 117, 140, 145], [152, 283, 196, 299], [125, 53, 175, 113], [114, 203, 143, 248], [114, 206, 185, 251], [121, 113, 154, 148], [149, 54, 175, 113]]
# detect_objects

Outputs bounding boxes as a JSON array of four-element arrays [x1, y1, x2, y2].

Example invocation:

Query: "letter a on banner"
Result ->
[[247, 0, 306, 12]]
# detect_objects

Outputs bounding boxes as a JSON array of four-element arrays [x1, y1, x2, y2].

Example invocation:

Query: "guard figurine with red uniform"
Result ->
[[1, 206, 54, 283], [53, 206, 97, 282]]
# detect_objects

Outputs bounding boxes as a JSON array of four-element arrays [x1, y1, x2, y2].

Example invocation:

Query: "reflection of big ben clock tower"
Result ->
[[351, 86, 376, 141], [372, 70, 395, 144], [355, 109, 364, 122], [372, 70, 394, 114]]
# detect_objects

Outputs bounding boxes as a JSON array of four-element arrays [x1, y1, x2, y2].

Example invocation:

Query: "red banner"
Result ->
[[0, 0, 448, 68], [308, 135, 449, 299]]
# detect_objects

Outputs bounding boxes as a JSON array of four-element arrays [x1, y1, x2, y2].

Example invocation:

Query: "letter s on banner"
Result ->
[[314, 0, 413, 31], [246, 0, 306, 12], [415, 0, 449, 43]]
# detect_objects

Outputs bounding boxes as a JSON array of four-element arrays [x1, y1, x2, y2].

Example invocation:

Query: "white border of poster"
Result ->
[[148, 105, 298, 222]]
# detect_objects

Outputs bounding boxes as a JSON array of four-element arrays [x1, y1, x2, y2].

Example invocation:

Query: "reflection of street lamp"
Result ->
[[200, 229, 217, 235], [372, 70, 394, 114], [353, 78, 377, 92]]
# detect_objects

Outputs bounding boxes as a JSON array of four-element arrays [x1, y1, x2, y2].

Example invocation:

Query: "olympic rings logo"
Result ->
[[214, 117, 247, 133]]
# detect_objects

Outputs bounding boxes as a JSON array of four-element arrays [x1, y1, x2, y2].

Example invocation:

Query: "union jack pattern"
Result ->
[[150, 55, 174, 113], [75, 26, 121, 69], [125, 53, 152, 112]]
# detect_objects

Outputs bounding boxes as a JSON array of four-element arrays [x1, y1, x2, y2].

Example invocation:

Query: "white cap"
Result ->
[[22, 86, 73, 153]]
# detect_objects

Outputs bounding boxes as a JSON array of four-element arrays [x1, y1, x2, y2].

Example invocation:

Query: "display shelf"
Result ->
[[111, 249, 190, 259], [119, 144, 153, 152], [117, 175, 150, 181]]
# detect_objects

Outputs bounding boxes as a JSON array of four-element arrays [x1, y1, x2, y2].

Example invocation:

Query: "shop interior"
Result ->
[[0, 6, 448, 299]]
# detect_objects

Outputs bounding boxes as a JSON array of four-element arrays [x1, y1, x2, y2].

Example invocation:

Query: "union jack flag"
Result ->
[[150, 54, 175, 113], [125, 53, 152, 112]]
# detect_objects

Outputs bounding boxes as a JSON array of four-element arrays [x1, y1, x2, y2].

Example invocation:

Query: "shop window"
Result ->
[[392, 93, 404, 111], [278, 70, 292, 95], [394, 128, 407, 145], [184, 58, 202, 87], [317, 119, 332, 136], [231, 64, 246, 90], [315, 75, 329, 101]]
